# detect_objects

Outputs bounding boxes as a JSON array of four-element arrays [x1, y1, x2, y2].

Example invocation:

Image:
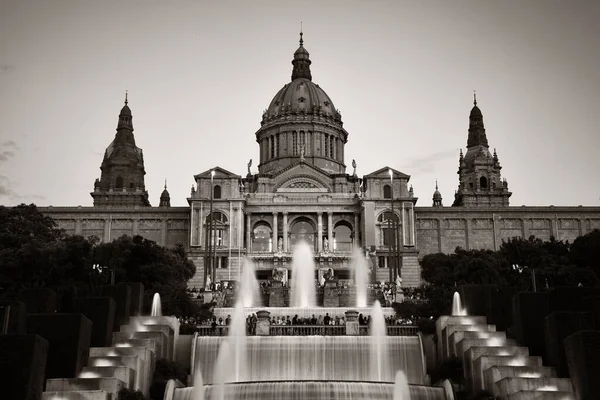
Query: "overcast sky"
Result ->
[[1, 0, 599, 207]]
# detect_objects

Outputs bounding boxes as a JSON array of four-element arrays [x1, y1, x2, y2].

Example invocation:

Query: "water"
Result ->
[[229, 301, 248, 382], [451, 291, 467, 316], [173, 382, 446, 400], [290, 242, 316, 307], [194, 336, 425, 384], [394, 371, 412, 400], [370, 301, 389, 381], [191, 364, 205, 400], [213, 340, 231, 400], [351, 246, 369, 307], [151, 292, 162, 317], [239, 259, 260, 307]]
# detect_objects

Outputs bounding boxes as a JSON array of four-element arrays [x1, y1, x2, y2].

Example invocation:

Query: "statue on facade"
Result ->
[[277, 237, 283, 253], [299, 145, 305, 162], [247, 159, 252, 176], [205, 275, 212, 291], [352, 159, 357, 176], [323, 238, 329, 252]]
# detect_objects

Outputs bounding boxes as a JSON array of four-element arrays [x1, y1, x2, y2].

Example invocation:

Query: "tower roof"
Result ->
[[291, 29, 312, 81]]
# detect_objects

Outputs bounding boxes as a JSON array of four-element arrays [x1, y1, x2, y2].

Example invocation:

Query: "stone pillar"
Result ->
[[317, 212, 323, 252], [353, 213, 359, 247], [133, 218, 139, 236], [272, 212, 278, 252], [283, 213, 289, 252], [245, 213, 251, 251], [345, 310, 359, 336], [199, 203, 204, 248], [327, 212, 334, 251], [256, 310, 271, 336]]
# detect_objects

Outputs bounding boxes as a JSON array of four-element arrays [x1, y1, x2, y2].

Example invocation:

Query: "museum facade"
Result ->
[[40, 34, 600, 289]]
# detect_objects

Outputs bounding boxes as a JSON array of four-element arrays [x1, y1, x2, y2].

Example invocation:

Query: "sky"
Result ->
[[1, 0, 599, 207]]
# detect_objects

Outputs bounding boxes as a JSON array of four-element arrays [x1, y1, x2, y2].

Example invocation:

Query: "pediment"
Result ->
[[365, 166, 410, 180], [273, 162, 332, 192], [194, 166, 241, 180]]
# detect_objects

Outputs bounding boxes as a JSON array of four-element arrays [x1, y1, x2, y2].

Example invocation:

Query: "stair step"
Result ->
[[45, 377, 125, 393], [456, 337, 518, 358], [471, 355, 543, 392], [495, 377, 574, 397], [449, 330, 507, 358], [81, 366, 135, 389], [112, 332, 163, 358], [42, 391, 112, 400], [507, 390, 575, 400], [484, 365, 556, 394]]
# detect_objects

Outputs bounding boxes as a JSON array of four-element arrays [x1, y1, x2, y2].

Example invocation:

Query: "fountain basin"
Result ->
[[171, 381, 448, 400], [194, 336, 427, 384], [212, 306, 395, 320]]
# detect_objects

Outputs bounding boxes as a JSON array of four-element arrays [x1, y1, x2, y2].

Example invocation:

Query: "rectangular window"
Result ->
[[270, 136, 275, 159], [330, 137, 334, 159], [292, 132, 297, 155], [219, 256, 228, 269], [378, 256, 386, 268]]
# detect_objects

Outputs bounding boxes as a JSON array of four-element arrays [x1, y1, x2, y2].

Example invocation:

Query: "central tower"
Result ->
[[256, 32, 349, 175]]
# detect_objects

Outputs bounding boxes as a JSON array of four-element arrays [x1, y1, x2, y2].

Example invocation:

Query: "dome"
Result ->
[[120, 104, 132, 116], [470, 104, 482, 116], [265, 78, 339, 120], [433, 188, 442, 200]]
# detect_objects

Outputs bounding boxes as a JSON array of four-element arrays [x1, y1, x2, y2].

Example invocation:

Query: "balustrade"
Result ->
[[192, 324, 418, 336]]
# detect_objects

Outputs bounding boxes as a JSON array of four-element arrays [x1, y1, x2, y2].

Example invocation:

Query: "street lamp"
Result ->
[[388, 168, 396, 283], [205, 170, 215, 290]]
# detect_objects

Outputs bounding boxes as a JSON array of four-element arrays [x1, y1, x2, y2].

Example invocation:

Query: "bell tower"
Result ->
[[453, 94, 511, 207], [91, 94, 151, 207]]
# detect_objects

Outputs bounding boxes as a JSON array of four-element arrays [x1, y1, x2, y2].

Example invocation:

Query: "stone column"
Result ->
[[256, 310, 271, 336], [245, 213, 251, 251], [132, 219, 139, 236], [353, 213, 359, 248], [199, 203, 204, 248], [282, 213, 289, 252], [327, 211, 334, 251], [317, 213, 323, 252], [272, 212, 278, 252], [345, 310, 359, 336]]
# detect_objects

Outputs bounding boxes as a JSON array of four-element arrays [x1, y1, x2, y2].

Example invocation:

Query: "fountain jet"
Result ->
[[151, 292, 162, 317], [370, 300, 389, 381], [239, 258, 260, 307], [291, 242, 316, 307], [452, 291, 467, 316], [393, 370, 412, 400], [352, 246, 369, 307]]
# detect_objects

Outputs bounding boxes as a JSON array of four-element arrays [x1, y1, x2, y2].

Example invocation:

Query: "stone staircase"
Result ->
[[437, 315, 575, 399], [42, 316, 179, 400]]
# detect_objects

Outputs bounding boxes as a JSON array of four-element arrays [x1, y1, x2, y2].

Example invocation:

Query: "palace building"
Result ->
[[41, 34, 600, 289]]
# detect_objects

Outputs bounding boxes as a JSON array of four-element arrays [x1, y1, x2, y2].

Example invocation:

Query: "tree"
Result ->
[[93, 235, 197, 316], [570, 229, 600, 270]]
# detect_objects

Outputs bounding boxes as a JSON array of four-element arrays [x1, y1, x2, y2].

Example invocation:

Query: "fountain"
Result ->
[[451, 291, 467, 316], [290, 242, 316, 307], [394, 370, 412, 400], [352, 246, 369, 307], [213, 340, 231, 400], [151, 292, 162, 317], [239, 258, 260, 307], [229, 301, 248, 382], [370, 300, 389, 381], [190, 365, 205, 400]]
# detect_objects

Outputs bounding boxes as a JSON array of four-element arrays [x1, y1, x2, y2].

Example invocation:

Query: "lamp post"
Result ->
[[388, 169, 395, 283], [205, 170, 215, 290]]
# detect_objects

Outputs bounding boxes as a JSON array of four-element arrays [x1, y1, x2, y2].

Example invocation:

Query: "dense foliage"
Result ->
[[396, 231, 600, 321], [0, 204, 199, 316]]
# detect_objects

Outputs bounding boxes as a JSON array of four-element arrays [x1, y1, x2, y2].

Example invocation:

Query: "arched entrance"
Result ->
[[333, 222, 352, 252], [290, 217, 316, 252]]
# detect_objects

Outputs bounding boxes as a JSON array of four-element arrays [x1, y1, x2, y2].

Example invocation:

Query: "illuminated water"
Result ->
[[394, 371, 412, 400], [290, 242, 316, 307], [151, 292, 162, 317], [451, 292, 467, 316], [194, 336, 426, 384], [174, 382, 445, 400], [370, 301, 388, 381], [239, 259, 260, 307], [352, 246, 369, 307]]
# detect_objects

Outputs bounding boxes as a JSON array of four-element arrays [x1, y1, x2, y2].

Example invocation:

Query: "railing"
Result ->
[[193, 324, 419, 336], [269, 325, 346, 336]]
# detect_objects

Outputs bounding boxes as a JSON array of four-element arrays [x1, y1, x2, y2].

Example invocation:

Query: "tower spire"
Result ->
[[291, 27, 312, 81], [164, 178, 167, 190], [125, 90, 128, 106], [473, 90, 477, 106]]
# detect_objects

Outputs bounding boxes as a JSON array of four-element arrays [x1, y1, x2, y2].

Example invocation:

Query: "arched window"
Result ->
[[252, 224, 272, 252], [213, 185, 221, 199], [115, 176, 124, 189], [377, 211, 400, 247], [290, 218, 315, 251], [333, 224, 352, 251], [205, 211, 228, 247], [480, 176, 488, 189], [383, 184, 392, 199]]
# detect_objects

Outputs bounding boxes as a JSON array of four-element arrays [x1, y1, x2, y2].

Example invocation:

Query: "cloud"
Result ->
[[2, 140, 18, 149], [0, 150, 15, 162], [401, 148, 458, 173], [0, 175, 45, 203], [0, 65, 15, 74]]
